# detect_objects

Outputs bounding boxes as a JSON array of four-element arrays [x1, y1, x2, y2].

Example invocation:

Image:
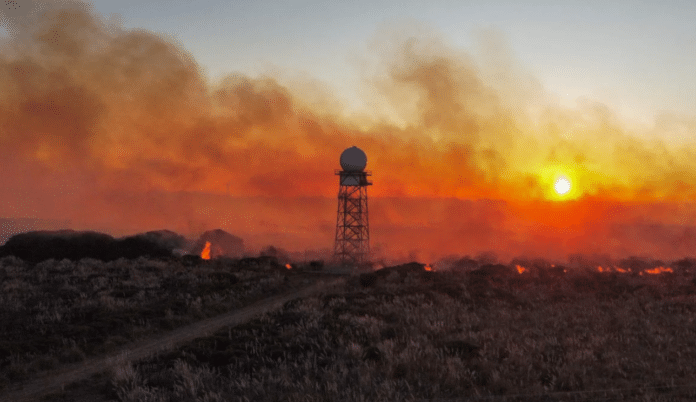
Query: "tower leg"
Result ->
[[333, 181, 370, 271]]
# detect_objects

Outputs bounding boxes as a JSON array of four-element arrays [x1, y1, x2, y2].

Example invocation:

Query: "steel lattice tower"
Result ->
[[333, 147, 372, 269]]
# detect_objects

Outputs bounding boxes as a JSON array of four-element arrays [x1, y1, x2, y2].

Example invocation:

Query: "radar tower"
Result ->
[[333, 146, 372, 270]]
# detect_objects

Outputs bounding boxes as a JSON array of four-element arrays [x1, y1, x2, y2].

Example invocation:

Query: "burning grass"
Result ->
[[34, 258, 696, 401], [0, 254, 325, 390]]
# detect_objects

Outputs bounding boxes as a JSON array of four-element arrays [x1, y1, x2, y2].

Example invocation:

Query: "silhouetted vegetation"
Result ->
[[0, 230, 181, 263], [192, 229, 245, 258], [94, 260, 696, 401], [0, 253, 322, 389], [3, 256, 696, 401]]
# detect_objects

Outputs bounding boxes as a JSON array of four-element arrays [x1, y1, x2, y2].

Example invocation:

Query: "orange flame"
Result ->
[[515, 264, 527, 274], [201, 241, 211, 260], [424, 264, 432, 271], [644, 266, 673, 274], [285, 263, 292, 269], [597, 266, 631, 273]]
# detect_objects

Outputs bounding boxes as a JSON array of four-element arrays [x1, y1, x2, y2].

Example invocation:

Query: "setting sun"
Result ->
[[554, 176, 571, 195]]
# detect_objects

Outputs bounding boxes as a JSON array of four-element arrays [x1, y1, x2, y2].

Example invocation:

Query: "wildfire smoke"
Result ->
[[1, 1, 695, 264]]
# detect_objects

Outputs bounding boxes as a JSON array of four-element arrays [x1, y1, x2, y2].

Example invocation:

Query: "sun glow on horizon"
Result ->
[[554, 176, 572, 196], [535, 165, 582, 201]]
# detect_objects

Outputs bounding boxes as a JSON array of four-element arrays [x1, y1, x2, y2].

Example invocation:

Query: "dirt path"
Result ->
[[0, 276, 346, 402]]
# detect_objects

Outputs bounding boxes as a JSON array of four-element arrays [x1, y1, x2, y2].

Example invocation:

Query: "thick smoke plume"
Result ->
[[1, 1, 696, 264]]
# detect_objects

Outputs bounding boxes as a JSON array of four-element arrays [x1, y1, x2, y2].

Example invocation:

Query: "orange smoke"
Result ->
[[0, 2, 695, 264], [201, 241, 211, 260]]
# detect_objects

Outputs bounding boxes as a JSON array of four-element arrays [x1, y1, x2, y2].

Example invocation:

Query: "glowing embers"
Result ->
[[515, 264, 528, 274], [642, 266, 673, 275], [424, 264, 432, 271], [285, 263, 292, 270], [595, 265, 673, 275], [596, 266, 630, 273], [201, 241, 211, 260]]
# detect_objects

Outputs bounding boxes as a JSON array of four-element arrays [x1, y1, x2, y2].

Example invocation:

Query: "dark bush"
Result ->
[[440, 340, 481, 360], [265, 345, 286, 362], [193, 229, 245, 259], [674, 258, 696, 270], [273, 312, 306, 328], [137, 230, 188, 251], [110, 286, 140, 299], [259, 245, 291, 264], [393, 363, 408, 379], [208, 271, 239, 284], [207, 351, 237, 367], [0, 230, 116, 263], [380, 327, 398, 340], [544, 265, 567, 278], [0, 230, 176, 263], [58, 347, 86, 364], [362, 346, 382, 362], [309, 260, 324, 270], [116, 235, 171, 259], [376, 262, 426, 279], [238, 256, 280, 269], [359, 273, 378, 287], [470, 264, 513, 279], [181, 254, 203, 266]]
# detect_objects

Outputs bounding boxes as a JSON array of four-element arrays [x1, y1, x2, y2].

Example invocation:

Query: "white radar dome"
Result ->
[[340, 146, 367, 171]]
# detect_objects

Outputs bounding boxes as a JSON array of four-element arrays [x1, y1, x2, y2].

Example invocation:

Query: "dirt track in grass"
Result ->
[[0, 276, 346, 402]]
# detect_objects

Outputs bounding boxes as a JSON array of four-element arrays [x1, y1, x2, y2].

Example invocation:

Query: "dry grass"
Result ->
[[0, 255, 309, 389], [89, 263, 696, 401]]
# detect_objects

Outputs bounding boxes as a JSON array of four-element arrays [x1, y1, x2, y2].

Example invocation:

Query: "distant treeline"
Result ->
[[0, 218, 71, 245], [0, 229, 186, 263]]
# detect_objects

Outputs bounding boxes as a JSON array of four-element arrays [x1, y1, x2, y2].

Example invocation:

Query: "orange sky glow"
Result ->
[[2, 1, 696, 265]]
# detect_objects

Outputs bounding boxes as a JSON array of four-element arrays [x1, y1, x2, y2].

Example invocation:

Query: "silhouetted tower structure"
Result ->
[[334, 146, 372, 268]]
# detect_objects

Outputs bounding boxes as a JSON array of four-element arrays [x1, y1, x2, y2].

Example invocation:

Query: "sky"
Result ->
[[77, 0, 696, 126], [1, 0, 696, 264]]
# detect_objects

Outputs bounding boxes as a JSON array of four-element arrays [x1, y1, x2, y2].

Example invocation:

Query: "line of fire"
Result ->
[[0, 144, 690, 276]]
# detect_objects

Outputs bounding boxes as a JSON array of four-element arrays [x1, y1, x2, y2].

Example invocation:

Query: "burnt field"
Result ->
[[11, 257, 696, 402], [0, 253, 329, 393]]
